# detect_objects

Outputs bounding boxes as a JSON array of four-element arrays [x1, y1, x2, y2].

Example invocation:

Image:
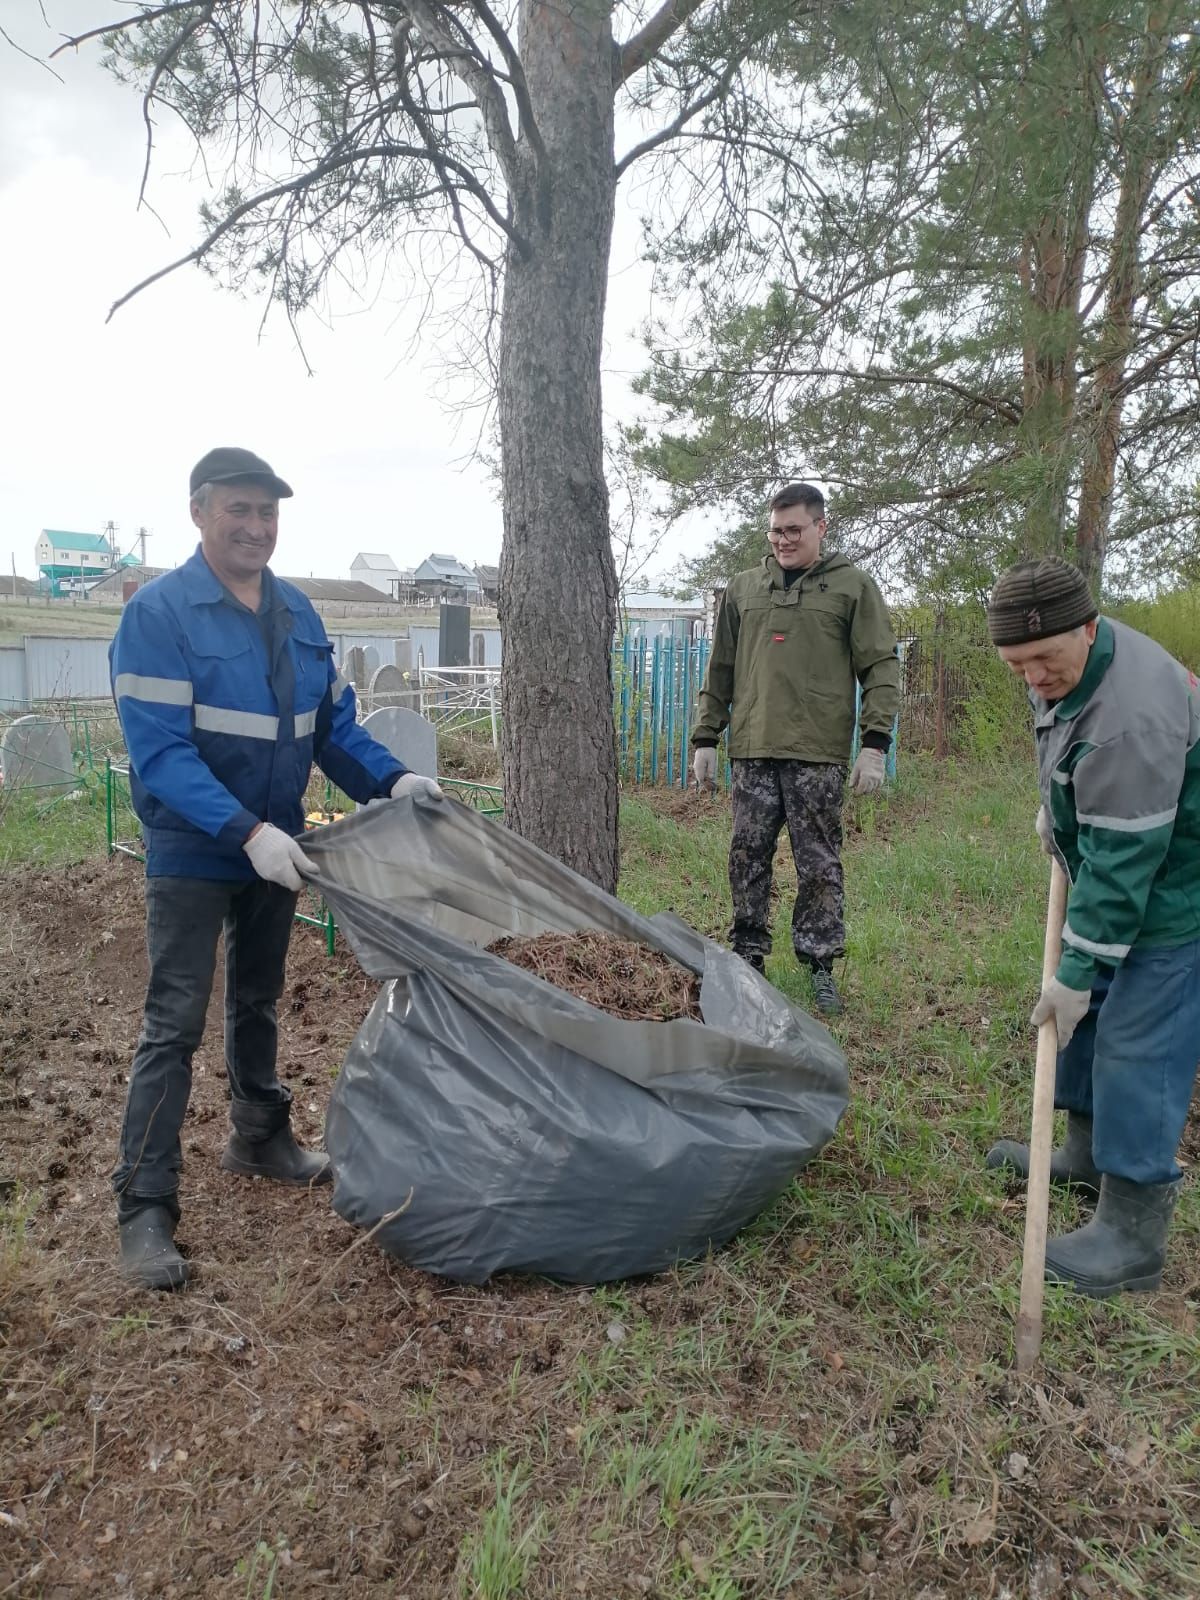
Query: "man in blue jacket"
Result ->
[[109, 446, 441, 1291]]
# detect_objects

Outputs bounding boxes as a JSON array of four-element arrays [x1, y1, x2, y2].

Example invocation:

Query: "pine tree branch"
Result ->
[[135, 4, 214, 208], [392, 19, 520, 266], [462, 0, 545, 166], [397, 0, 520, 190], [647, 357, 1025, 425], [105, 141, 519, 321], [615, 74, 730, 179], [50, 2, 207, 59], [614, 0, 708, 87]]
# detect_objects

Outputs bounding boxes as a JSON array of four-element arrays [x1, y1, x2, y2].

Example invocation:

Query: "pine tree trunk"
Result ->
[[1075, 13, 1170, 589], [1015, 2, 1103, 557], [498, 0, 619, 890]]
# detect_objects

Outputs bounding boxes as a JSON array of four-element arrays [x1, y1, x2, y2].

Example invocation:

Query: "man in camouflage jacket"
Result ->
[[691, 482, 899, 1015], [986, 555, 1200, 1298]]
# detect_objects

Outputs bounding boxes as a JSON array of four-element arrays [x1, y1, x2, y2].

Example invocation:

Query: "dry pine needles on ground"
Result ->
[[486, 931, 702, 1022]]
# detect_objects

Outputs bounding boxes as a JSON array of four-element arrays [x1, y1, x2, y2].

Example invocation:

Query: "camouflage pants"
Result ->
[[728, 758, 846, 968]]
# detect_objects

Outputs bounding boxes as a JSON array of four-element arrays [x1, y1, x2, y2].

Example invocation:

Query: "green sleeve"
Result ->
[[1056, 731, 1183, 989], [692, 589, 740, 745], [850, 576, 900, 739]]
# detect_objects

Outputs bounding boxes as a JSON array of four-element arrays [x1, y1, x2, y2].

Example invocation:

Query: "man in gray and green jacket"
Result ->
[[985, 556, 1200, 1298], [691, 482, 899, 1015]]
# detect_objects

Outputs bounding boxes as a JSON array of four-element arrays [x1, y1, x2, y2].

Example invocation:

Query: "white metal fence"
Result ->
[[416, 666, 501, 746]]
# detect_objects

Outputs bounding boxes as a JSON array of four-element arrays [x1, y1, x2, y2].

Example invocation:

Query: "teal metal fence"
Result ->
[[613, 635, 900, 789]]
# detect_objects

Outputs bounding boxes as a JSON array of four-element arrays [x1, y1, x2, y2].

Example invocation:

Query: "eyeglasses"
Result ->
[[768, 523, 816, 544]]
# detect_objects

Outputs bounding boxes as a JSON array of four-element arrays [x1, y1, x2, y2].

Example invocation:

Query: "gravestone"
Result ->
[[362, 645, 380, 677], [361, 706, 438, 779], [439, 603, 471, 668], [367, 663, 417, 713], [343, 646, 368, 693], [0, 715, 75, 794]]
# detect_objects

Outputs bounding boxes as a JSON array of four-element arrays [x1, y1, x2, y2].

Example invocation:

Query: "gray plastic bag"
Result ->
[[304, 797, 849, 1285]]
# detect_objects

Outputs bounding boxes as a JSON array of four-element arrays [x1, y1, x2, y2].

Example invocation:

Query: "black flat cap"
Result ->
[[189, 447, 293, 500]]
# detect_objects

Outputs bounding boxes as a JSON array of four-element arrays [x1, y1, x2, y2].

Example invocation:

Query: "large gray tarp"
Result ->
[[304, 796, 850, 1284]]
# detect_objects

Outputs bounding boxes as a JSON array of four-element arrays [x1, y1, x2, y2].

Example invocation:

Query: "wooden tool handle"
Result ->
[[1015, 859, 1069, 1374]]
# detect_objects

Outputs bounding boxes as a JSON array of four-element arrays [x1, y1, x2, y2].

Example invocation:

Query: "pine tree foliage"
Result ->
[[635, 0, 1200, 597]]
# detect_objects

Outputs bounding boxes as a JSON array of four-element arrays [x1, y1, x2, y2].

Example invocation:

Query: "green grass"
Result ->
[[594, 757, 1200, 1596], [459, 1457, 545, 1598], [0, 779, 112, 868], [8, 753, 1200, 1596]]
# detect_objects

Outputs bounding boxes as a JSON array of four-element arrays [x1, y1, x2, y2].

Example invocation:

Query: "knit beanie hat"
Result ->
[[986, 556, 1097, 646]]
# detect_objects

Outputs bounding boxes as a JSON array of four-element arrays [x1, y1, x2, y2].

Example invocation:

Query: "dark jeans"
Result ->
[[728, 758, 847, 967], [1054, 937, 1200, 1185], [113, 875, 298, 1215]]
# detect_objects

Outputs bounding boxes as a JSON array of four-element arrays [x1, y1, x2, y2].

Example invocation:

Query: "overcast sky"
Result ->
[[0, 2, 676, 586]]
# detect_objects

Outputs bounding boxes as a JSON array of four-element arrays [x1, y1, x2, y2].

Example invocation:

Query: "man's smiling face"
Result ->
[[191, 479, 280, 587]]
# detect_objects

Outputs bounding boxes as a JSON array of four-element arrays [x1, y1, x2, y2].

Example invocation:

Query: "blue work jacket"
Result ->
[[110, 547, 405, 878]]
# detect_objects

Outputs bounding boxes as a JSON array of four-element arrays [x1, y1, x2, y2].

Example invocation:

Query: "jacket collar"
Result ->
[[178, 545, 284, 614], [1054, 616, 1114, 719], [1033, 617, 1114, 727], [763, 551, 841, 591]]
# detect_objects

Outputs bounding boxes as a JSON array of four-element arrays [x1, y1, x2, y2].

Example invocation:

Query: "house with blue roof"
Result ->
[[412, 553, 482, 602]]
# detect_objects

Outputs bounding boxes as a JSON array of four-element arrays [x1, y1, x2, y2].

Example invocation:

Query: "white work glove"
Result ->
[[391, 773, 444, 803], [1031, 977, 1091, 1051], [693, 747, 718, 790], [1035, 804, 1053, 854], [243, 823, 316, 893], [849, 747, 885, 795]]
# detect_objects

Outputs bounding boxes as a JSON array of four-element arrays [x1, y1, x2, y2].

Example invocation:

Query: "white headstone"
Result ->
[[0, 715, 75, 794], [361, 706, 438, 779], [367, 663, 414, 712]]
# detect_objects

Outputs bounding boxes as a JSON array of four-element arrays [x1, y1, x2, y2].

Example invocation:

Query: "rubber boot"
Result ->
[[220, 1125, 332, 1186], [986, 1113, 1101, 1201], [1044, 1174, 1179, 1298], [737, 951, 766, 975], [118, 1204, 189, 1291]]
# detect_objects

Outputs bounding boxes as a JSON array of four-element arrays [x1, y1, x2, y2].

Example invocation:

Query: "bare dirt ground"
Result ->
[[1, 860, 592, 1597], [4, 854, 1200, 1598]]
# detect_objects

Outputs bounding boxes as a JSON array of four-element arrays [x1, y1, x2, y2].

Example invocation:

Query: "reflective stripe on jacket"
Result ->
[[1036, 617, 1200, 989], [110, 547, 404, 878]]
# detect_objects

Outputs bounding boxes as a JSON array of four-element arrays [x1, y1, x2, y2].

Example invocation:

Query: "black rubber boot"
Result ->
[[220, 1125, 332, 1186], [737, 951, 766, 975], [986, 1113, 1101, 1201], [1044, 1174, 1179, 1298], [810, 965, 843, 1016], [118, 1204, 189, 1291]]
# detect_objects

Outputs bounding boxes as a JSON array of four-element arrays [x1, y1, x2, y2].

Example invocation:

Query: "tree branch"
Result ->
[[0, 19, 64, 80], [647, 356, 1025, 425], [615, 75, 728, 179], [105, 141, 520, 321], [50, 1, 206, 60], [397, 0, 519, 190], [463, 0, 545, 166], [392, 20, 519, 266], [614, 0, 708, 87], [136, 4, 214, 208]]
